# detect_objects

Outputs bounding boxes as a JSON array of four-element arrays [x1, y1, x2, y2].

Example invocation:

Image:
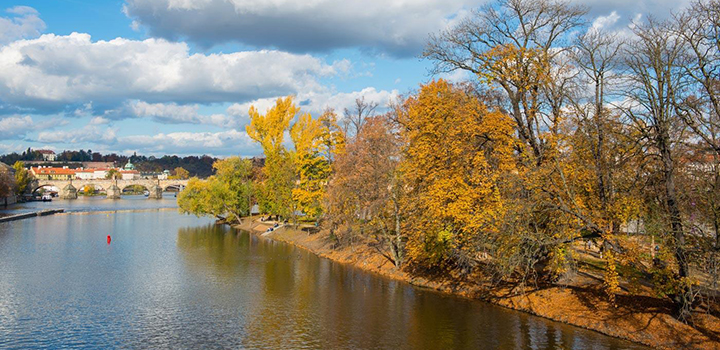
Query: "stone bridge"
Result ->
[[31, 179, 189, 199]]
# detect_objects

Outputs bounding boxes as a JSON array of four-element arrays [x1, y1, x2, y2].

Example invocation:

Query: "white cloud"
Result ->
[[118, 129, 259, 156], [227, 87, 399, 120], [122, 0, 694, 56], [37, 125, 117, 144], [128, 101, 242, 128], [0, 115, 65, 139], [0, 6, 45, 44], [123, 0, 473, 56], [89, 116, 110, 125], [0, 33, 345, 112], [591, 11, 620, 31]]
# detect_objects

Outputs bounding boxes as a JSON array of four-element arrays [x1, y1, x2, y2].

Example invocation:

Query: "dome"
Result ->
[[123, 160, 135, 170]]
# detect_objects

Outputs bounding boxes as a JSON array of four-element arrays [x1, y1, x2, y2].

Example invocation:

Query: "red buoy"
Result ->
[[107, 235, 111, 244]]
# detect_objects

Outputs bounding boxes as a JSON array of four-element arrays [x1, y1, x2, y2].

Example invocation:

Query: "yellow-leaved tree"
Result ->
[[290, 111, 337, 220], [398, 79, 516, 270], [246, 96, 297, 218]]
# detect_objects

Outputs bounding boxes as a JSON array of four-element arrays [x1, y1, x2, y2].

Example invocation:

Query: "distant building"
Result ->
[[158, 170, 170, 180], [75, 169, 96, 180], [36, 150, 56, 161], [120, 170, 140, 180], [31, 166, 76, 180], [123, 160, 136, 171]]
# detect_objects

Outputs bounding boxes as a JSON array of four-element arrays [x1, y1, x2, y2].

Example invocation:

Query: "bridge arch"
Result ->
[[120, 183, 151, 194], [162, 184, 185, 192], [32, 184, 61, 195], [77, 183, 106, 195]]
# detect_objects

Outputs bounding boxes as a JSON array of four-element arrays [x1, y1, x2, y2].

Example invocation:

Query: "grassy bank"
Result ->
[[235, 217, 720, 350]]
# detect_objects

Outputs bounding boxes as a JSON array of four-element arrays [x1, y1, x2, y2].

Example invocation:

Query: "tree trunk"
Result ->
[[659, 135, 692, 321]]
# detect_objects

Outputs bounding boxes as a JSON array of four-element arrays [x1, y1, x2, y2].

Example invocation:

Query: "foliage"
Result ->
[[0, 165, 14, 197], [105, 169, 120, 180], [178, 157, 254, 223], [12, 161, 31, 195], [398, 80, 516, 271], [290, 110, 345, 220], [326, 114, 404, 265], [246, 96, 298, 218], [171, 167, 190, 179]]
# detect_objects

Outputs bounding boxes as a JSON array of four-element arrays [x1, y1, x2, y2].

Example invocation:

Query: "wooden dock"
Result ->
[[0, 209, 65, 223]]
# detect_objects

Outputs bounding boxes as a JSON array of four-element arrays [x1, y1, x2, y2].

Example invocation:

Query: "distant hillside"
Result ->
[[0, 148, 218, 178]]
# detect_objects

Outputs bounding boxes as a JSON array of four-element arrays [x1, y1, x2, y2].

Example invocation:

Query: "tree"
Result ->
[[105, 169, 121, 180], [620, 17, 693, 320], [342, 97, 378, 138], [423, 0, 586, 164], [246, 96, 297, 217], [0, 165, 15, 198], [290, 110, 344, 220], [397, 80, 516, 271], [173, 167, 190, 179], [178, 157, 254, 223], [326, 113, 405, 266], [12, 161, 31, 195]]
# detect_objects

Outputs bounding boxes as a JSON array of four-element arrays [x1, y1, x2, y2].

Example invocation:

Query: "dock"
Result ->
[[0, 209, 65, 223]]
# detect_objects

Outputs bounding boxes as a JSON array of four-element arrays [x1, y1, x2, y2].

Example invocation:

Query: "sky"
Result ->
[[0, 0, 689, 158]]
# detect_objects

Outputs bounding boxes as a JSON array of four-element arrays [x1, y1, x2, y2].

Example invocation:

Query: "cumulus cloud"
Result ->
[[227, 87, 400, 120], [122, 0, 693, 56], [0, 6, 45, 44], [123, 0, 471, 56], [37, 125, 117, 144], [0, 33, 345, 113], [32, 118, 260, 156], [0, 115, 65, 139], [128, 101, 242, 128], [118, 129, 259, 156]]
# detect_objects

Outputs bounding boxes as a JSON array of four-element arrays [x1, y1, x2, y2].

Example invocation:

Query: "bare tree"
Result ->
[[423, 0, 586, 164], [620, 17, 693, 320], [570, 29, 626, 233], [674, 0, 720, 156], [342, 97, 378, 138]]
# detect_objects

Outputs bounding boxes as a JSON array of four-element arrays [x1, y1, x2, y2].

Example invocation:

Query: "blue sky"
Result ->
[[0, 0, 688, 157]]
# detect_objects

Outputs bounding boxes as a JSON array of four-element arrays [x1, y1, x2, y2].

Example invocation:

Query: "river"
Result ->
[[0, 197, 645, 349]]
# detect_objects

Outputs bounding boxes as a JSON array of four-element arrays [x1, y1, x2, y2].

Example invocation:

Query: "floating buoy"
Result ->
[[107, 235, 111, 244]]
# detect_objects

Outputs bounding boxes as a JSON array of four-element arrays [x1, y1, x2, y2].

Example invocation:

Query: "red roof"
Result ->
[[36, 150, 55, 154], [31, 167, 76, 175]]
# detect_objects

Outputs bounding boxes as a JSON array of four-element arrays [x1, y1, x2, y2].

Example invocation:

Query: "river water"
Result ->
[[0, 197, 645, 349]]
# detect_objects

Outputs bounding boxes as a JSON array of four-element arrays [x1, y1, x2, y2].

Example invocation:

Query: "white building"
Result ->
[[120, 170, 140, 180], [75, 169, 95, 180], [37, 150, 56, 161]]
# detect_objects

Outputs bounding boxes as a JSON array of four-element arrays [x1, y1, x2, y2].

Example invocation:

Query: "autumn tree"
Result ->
[[342, 97, 378, 138], [290, 110, 344, 220], [0, 164, 15, 198], [173, 167, 190, 179], [12, 161, 31, 195], [397, 80, 516, 273], [620, 17, 694, 320], [178, 157, 254, 223], [105, 169, 120, 180], [246, 96, 297, 218], [326, 114, 404, 266], [424, 0, 586, 164]]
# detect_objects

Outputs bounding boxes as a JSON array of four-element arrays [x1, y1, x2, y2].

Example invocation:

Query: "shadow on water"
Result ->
[[176, 223, 646, 350]]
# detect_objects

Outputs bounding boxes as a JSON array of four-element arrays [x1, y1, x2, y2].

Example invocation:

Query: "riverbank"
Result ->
[[235, 217, 720, 350]]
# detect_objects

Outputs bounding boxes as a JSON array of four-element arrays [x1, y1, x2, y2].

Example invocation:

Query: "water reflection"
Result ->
[[0, 211, 645, 349], [176, 223, 644, 350]]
